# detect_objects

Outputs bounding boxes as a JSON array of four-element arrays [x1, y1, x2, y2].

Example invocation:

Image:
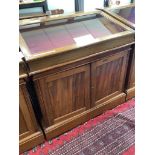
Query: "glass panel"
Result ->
[[112, 6, 135, 24], [20, 14, 126, 55]]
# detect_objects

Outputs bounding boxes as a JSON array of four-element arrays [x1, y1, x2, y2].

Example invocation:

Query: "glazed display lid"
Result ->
[[19, 10, 134, 61], [98, 4, 135, 29]]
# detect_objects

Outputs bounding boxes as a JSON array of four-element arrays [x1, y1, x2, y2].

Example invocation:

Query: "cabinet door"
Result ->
[[19, 85, 37, 140], [35, 65, 90, 127], [91, 51, 129, 107]]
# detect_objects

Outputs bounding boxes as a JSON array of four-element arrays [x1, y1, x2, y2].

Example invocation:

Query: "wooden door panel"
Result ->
[[19, 85, 37, 140], [19, 80, 45, 154], [95, 59, 121, 100], [35, 65, 90, 126], [19, 108, 28, 135], [91, 51, 129, 106]]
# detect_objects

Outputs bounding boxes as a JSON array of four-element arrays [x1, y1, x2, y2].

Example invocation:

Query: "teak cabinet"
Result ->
[[32, 48, 129, 140], [19, 10, 135, 153], [19, 78, 44, 154], [98, 4, 135, 30], [98, 4, 135, 100]]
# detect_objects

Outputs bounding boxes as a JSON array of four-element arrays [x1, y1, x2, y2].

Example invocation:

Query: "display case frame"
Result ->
[[19, 10, 134, 75], [97, 3, 135, 29], [19, 0, 48, 12], [19, 11, 135, 153], [19, 54, 45, 154], [97, 4, 135, 100]]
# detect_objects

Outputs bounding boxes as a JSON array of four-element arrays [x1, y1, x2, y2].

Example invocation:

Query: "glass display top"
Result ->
[[111, 6, 135, 24], [20, 13, 126, 55]]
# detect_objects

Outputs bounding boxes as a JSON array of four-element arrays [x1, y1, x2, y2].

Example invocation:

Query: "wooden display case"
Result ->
[[19, 10, 134, 73], [97, 4, 135, 100], [19, 56, 44, 153], [19, 0, 48, 13], [98, 4, 135, 29], [19, 0, 47, 20], [19, 10, 134, 151]]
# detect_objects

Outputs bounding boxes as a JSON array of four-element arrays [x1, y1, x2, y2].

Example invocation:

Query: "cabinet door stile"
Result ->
[[19, 86, 36, 139], [90, 62, 97, 108], [40, 78, 55, 125], [34, 80, 50, 126], [118, 52, 130, 91], [85, 65, 91, 110]]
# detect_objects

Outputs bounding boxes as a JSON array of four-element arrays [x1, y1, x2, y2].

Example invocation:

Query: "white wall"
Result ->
[[19, 0, 132, 16], [84, 0, 104, 11], [47, 0, 75, 13], [120, 0, 131, 5], [109, 0, 131, 8]]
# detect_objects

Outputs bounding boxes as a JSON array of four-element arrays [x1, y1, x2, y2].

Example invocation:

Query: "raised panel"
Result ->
[[19, 81, 45, 154], [91, 51, 129, 106], [35, 65, 90, 126], [19, 85, 37, 140], [19, 108, 28, 135]]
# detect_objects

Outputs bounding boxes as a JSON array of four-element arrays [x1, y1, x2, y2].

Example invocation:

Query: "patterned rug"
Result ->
[[22, 99, 135, 155]]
